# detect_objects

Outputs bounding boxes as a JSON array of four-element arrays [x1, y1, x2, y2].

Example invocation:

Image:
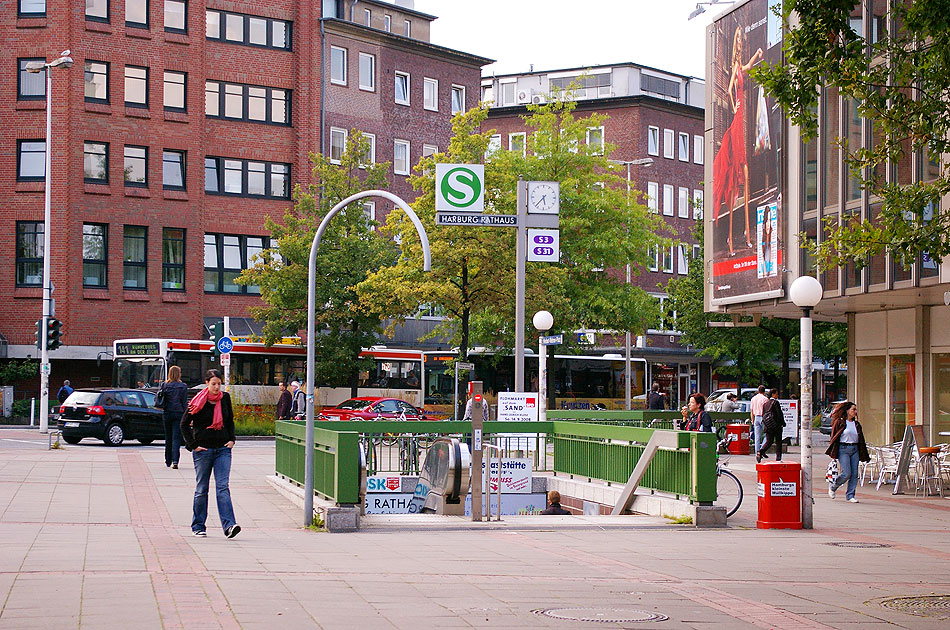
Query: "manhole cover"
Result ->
[[532, 608, 669, 623], [825, 541, 892, 548], [878, 595, 950, 618]]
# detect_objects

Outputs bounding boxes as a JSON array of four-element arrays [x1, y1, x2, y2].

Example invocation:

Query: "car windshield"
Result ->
[[334, 399, 372, 411], [63, 391, 101, 406]]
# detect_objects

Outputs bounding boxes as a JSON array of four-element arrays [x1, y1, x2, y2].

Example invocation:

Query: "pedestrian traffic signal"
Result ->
[[210, 321, 224, 358], [46, 318, 62, 350], [34, 320, 43, 350]]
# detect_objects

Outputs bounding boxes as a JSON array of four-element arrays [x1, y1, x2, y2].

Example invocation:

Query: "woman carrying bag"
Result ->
[[825, 401, 870, 503]]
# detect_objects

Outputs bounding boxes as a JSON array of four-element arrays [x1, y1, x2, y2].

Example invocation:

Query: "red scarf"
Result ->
[[188, 387, 224, 430]]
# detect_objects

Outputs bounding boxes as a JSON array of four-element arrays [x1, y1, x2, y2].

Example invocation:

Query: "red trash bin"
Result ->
[[756, 461, 802, 529], [725, 424, 750, 455]]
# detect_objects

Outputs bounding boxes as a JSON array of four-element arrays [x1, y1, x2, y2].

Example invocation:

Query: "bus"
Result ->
[[112, 339, 424, 407]]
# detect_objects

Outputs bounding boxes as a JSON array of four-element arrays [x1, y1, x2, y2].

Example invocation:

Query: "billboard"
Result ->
[[708, 0, 784, 305]]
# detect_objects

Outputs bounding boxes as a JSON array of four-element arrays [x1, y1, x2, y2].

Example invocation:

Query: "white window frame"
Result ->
[[509, 132, 526, 157], [678, 132, 689, 162], [404, 19, 411, 37], [647, 182, 658, 213], [451, 84, 465, 115], [423, 77, 438, 111], [394, 71, 410, 106], [422, 144, 438, 158], [647, 126, 659, 156], [648, 246, 659, 272], [663, 184, 674, 217], [358, 52, 375, 92], [359, 132, 376, 167], [677, 245, 688, 275], [329, 127, 347, 164], [393, 139, 410, 175], [330, 46, 347, 86], [363, 8, 371, 26], [693, 189, 704, 220], [363, 201, 376, 222], [662, 246, 674, 273], [384, 14, 391, 31], [663, 128, 674, 159], [693, 135, 704, 164], [586, 126, 604, 155], [500, 80, 516, 106], [692, 244, 701, 260], [486, 134, 501, 160], [678, 187, 689, 218]]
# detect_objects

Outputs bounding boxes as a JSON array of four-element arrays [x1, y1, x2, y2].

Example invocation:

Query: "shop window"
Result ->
[[890, 355, 915, 444], [856, 355, 886, 446]]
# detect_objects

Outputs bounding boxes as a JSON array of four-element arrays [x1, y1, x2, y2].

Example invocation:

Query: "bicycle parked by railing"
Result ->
[[714, 433, 743, 517]]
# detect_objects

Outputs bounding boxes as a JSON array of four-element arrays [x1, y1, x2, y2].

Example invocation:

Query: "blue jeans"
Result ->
[[192, 447, 236, 533], [832, 443, 860, 500], [163, 411, 182, 466], [753, 416, 765, 454]]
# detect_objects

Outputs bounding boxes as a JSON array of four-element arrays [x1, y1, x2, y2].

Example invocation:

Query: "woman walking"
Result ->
[[825, 401, 870, 503], [181, 369, 241, 538], [159, 365, 189, 469]]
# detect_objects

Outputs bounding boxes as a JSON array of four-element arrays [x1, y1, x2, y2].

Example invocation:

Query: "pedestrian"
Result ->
[[749, 385, 769, 458], [756, 388, 785, 462], [275, 381, 292, 420], [159, 365, 189, 469], [647, 382, 667, 410], [825, 401, 870, 503], [463, 391, 490, 421], [720, 392, 740, 412], [680, 393, 713, 432], [540, 490, 572, 515], [180, 369, 241, 538], [56, 379, 74, 404], [290, 380, 306, 419]]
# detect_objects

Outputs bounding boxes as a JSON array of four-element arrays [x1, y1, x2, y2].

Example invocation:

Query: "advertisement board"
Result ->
[[481, 458, 532, 494], [778, 398, 799, 440], [709, 0, 784, 305], [496, 392, 539, 422]]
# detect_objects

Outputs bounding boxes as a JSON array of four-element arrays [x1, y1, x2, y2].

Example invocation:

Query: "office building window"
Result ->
[[662, 246, 674, 273], [330, 46, 347, 85], [162, 228, 185, 291], [17, 140, 45, 181], [509, 132, 526, 157], [205, 157, 290, 198], [124, 146, 147, 186], [124, 66, 148, 107], [204, 233, 266, 293], [647, 181, 658, 212], [678, 187, 689, 218], [663, 128, 674, 159], [363, 8, 371, 25], [164, 0, 186, 33], [587, 127, 604, 154], [486, 134, 501, 159], [205, 81, 290, 124], [329, 128, 347, 164], [384, 14, 391, 31], [248, 16, 267, 45], [86, 0, 108, 21], [647, 245, 658, 272], [123, 226, 147, 289], [647, 126, 659, 156], [394, 140, 410, 175], [359, 53, 375, 91], [693, 135, 704, 164], [662, 184, 673, 216], [224, 13, 243, 41], [163, 71, 186, 111], [127, 0, 148, 27], [677, 245, 688, 275], [15, 222, 44, 286], [451, 85, 465, 115], [422, 144, 437, 158], [84, 61, 109, 102], [395, 71, 409, 105], [693, 189, 703, 220], [82, 223, 108, 287], [678, 133, 689, 161], [501, 81, 516, 106], [205, 81, 219, 116], [19, 1, 46, 16], [404, 19, 411, 36], [84, 142, 109, 183], [206, 10, 291, 49], [18, 58, 46, 100], [424, 77, 438, 111], [163, 150, 185, 189], [360, 133, 376, 166], [363, 201, 376, 222]]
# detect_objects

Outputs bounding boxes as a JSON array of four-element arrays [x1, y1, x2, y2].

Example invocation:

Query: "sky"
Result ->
[[411, 0, 733, 79]]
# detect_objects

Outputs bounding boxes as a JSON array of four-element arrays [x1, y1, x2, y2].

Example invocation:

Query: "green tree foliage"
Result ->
[[238, 133, 397, 391], [0, 360, 37, 386], [356, 98, 665, 363], [752, 0, 950, 269]]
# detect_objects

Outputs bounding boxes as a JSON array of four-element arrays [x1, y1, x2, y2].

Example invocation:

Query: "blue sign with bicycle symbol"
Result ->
[[216, 336, 234, 354]]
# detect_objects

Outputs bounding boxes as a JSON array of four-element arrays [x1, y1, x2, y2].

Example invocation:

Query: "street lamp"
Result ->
[[789, 274, 823, 530], [688, 1, 736, 20], [26, 50, 73, 434], [533, 310, 553, 423]]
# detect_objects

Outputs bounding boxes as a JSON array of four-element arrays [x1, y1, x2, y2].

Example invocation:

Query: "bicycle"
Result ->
[[714, 433, 744, 518]]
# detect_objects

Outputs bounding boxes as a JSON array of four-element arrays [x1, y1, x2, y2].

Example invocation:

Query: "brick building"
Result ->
[[1, 0, 489, 389], [482, 63, 712, 404]]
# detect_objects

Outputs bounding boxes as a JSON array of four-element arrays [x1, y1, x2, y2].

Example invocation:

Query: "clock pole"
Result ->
[[514, 177, 526, 393]]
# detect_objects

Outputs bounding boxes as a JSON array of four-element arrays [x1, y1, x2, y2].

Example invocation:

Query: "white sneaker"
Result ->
[[848, 498, 859, 503], [828, 486, 836, 499]]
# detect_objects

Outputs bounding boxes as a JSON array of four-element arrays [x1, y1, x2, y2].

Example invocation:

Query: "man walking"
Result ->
[[56, 380, 74, 404], [749, 385, 769, 458], [647, 382, 667, 410], [275, 382, 292, 420], [757, 388, 785, 462]]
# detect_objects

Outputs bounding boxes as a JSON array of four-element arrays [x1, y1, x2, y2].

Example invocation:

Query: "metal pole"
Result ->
[[470, 381, 483, 522], [223, 316, 231, 392], [30, 398, 36, 427], [514, 178, 526, 393], [304, 190, 431, 526], [39, 66, 53, 434], [538, 337, 548, 423], [624, 163, 632, 410], [800, 308, 814, 529], [453, 361, 459, 421]]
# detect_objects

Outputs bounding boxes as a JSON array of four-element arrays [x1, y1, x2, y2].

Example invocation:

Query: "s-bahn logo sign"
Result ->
[[436, 164, 484, 212]]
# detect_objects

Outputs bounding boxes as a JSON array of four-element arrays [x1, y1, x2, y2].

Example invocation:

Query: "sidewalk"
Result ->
[[1, 429, 949, 629]]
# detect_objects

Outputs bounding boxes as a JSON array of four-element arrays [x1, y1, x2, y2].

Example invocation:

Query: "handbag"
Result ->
[[825, 459, 839, 484], [155, 384, 166, 410]]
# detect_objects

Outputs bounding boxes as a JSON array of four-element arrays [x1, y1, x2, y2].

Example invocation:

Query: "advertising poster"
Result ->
[[779, 398, 799, 440], [481, 458, 532, 493], [709, 0, 784, 304], [496, 392, 539, 422]]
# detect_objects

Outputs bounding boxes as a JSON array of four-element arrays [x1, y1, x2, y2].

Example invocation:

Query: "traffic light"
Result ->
[[34, 320, 43, 350], [209, 321, 224, 358], [46, 318, 62, 350]]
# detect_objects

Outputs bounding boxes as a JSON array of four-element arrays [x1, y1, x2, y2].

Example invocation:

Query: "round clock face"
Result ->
[[529, 183, 558, 212]]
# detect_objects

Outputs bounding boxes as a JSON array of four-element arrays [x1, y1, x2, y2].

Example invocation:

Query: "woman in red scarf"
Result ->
[[181, 369, 240, 538]]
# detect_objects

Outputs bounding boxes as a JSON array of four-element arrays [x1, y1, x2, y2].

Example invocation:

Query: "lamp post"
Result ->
[[26, 51, 73, 434], [789, 275, 823, 529], [688, 0, 736, 20], [533, 310, 553, 423], [610, 157, 654, 410]]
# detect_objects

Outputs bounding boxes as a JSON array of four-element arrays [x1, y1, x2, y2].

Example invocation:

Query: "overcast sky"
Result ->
[[412, 0, 728, 79]]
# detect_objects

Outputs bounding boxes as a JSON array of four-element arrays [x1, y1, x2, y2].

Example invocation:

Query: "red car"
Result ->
[[317, 397, 427, 421]]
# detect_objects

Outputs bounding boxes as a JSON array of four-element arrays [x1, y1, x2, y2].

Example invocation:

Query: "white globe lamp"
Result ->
[[533, 310, 554, 332]]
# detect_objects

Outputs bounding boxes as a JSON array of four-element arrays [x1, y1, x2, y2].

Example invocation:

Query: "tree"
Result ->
[[356, 97, 666, 369], [238, 133, 397, 394], [0, 360, 36, 386], [813, 321, 848, 401], [752, 0, 950, 269]]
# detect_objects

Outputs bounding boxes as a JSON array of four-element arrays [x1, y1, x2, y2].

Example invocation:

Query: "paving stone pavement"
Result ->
[[1, 428, 949, 629]]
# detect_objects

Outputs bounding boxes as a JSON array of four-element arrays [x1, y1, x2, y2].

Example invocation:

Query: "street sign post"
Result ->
[[216, 336, 234, 354], [527, 229, 559, 262], [219, 352, 231, 367], [436, 164, 485, 212], [458, 361, 475, 370], [436, 213, 516, 226], [539, 334, 563, 346]]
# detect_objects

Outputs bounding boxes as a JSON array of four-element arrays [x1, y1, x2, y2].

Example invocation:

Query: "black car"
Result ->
[[58, 388, 164, 446]]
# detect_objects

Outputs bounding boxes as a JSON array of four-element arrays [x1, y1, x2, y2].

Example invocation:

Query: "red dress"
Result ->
[[713, 68, 747, 218]]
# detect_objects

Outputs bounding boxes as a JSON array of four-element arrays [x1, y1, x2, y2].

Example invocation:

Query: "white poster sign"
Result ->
[[365, 493, 414, 514], [778, 399, 799, 440], [481, 458, 532, 493], [497, 392, 539, 422], [435, 164, 484, 212], [770, 481, 797, 497], [527, 229, 560, 262]]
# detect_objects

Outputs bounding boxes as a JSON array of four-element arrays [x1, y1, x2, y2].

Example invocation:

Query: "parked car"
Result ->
[[707, 388, 758, 412], [318, 397, 426, 421], [57, 388, 164, 446], [819, 400, 848, 435]]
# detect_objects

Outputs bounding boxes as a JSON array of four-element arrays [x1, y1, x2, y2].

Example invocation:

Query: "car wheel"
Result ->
[[63, 436, 81, 445], [104, 423, 125, 446], [138, 438, 154, 445]]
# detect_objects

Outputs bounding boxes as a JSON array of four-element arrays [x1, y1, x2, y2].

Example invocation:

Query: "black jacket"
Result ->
[[160, 380, 189, 415], [762, 398, 785, 431], [541, 503, 572, 515], [276, 390, 292, 419], [180, 392, 236, 450]]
